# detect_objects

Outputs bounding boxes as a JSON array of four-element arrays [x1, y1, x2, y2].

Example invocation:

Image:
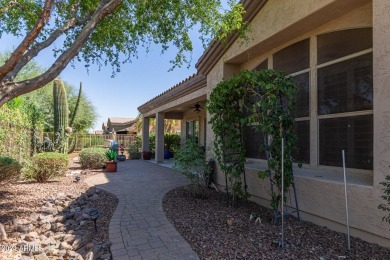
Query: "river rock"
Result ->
[[51, 223, 65, 232], [29, 213, 39, 222], [100, 253, 111, 260], [14, 218, 28, 226], [85, 242, 94, 251], [89, 194, 99, 202], [41, 206, 58, 216], [67, 250, 83, 259], [59, 241, 73, 250], [72, 234, 92, 251], [63, 234, 77, 244], [34, 252, 49, 260], [85, 251, 94, 260], [102, 241, 112, 249], [0, 223, 7, 241], [23, 231, 39, 242], [17, 224, 33, 234]]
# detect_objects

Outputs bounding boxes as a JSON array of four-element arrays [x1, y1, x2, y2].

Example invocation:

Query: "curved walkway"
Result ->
[[85, 160, 198, 260]]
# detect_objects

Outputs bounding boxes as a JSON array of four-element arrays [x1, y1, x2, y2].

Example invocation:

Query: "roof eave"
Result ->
[[195, 0, 268, 75]]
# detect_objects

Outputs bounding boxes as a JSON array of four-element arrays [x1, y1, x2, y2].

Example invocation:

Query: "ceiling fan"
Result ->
[[190, 102, 202, 113]]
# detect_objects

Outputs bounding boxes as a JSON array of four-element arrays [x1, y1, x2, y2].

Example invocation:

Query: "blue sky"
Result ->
[[0, 32, 205, 131]]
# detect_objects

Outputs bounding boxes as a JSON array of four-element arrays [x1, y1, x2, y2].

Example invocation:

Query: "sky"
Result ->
[[0, 30, 205, 131]]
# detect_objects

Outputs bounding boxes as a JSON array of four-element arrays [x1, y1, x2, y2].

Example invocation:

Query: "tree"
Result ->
[[0, 0, 245, 106], [0, 52, 98, 132]]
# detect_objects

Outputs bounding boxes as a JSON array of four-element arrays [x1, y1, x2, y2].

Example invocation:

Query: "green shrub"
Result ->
[[379, 175, 390, 225], [129, 144, 141, 159], [0, 156, 22, 184], [164, 133, 181, 153], [79, 147, 106, 169], [173, 139, 209, 197], [30, 152, 69, 183]]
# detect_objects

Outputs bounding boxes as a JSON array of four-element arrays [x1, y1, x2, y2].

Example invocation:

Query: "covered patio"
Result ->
[[138, 74, 207, 163]]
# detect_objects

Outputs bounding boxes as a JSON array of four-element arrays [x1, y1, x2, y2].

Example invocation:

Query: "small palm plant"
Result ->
[[105, 150, 117, 161]]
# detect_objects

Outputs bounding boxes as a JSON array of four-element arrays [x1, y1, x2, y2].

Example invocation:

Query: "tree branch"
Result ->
[[0, 0, 122, 106], [0, 0, 54, 80]]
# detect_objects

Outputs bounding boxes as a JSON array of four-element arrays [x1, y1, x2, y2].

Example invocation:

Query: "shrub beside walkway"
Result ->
[[85, 160, 198, 260]]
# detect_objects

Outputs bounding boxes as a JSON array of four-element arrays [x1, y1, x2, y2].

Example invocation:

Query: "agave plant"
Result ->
[[105, 150, 118, 161]]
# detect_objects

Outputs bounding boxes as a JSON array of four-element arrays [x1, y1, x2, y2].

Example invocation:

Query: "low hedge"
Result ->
[[79, 147, 106, 169], [30, 152, 69, 183], [0, 156, 22, 184]]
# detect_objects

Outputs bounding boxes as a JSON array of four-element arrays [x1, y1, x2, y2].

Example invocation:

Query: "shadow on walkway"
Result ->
[[85, 160, 198, 260]]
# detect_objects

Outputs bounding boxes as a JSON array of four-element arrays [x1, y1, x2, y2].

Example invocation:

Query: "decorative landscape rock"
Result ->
[[0, 223, 7, 241], [0, 182, 117, 260]]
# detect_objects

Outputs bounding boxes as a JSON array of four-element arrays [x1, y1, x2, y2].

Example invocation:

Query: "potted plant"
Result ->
[[117, 143, 126, 161], [164, 133, 181, 159], [142, 151, 151, 160], [105, 150, 118, 172]]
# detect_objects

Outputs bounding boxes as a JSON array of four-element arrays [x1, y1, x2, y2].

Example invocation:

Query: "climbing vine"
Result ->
[[207, 69, 298, 211]]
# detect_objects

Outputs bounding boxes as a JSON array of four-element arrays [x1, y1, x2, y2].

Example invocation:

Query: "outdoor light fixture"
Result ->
[[190, 102, 202, 113], [89, 208, 100, 232]]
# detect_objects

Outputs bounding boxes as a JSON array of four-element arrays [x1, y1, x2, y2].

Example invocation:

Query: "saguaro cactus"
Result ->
[[53, 79, 82, 154], [53, 79, 70, 153]]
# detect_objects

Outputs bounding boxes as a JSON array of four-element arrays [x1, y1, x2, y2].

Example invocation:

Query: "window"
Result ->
[[186, 120, 199, 143], [244, 60, 268, 159], [274, 39, 310, 74], [317, 28, 373, 170], [318, 54, 373, 115], [319, 115, 373, 169], [317, 28, 372, 64], [244, 125, 266, 159], [274, 39, 310, 163]]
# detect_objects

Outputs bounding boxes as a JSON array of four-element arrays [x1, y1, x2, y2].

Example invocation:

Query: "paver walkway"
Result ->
[[85, 160, 199, 260]]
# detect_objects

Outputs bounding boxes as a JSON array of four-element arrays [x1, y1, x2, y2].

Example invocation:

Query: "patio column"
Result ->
[[155, 112, 165, 163], [142, 117, 150, 152], [180, 119, 186, 145]]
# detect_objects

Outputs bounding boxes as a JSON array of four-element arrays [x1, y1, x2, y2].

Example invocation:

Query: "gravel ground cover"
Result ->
[[163, 186, 390, 259], [0, 156, 118, 259]]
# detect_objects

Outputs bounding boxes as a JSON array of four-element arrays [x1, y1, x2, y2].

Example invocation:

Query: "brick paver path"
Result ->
[[85, 160, 199, 260]]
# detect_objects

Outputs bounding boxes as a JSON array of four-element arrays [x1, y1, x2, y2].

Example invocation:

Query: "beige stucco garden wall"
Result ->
[[205, 0, 390, 247]]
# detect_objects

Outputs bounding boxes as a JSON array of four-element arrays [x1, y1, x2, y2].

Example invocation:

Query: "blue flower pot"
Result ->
[[164, 151, 172, 159]]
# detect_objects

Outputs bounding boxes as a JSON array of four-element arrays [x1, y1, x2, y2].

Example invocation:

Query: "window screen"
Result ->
[[317, 28, 372, 65], [319, 115, 373, 170]]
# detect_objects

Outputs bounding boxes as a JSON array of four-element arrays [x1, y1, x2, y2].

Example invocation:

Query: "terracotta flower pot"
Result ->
[[142, 151, 151, 160], [105, 161, 117, 172]]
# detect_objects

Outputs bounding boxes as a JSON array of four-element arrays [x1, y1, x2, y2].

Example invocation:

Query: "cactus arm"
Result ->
[[69, 82, 82, 128], [68, 134, 77, 154]]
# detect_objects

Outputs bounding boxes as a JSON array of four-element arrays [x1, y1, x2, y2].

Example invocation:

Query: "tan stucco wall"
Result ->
[[205, 0, 390, 247]]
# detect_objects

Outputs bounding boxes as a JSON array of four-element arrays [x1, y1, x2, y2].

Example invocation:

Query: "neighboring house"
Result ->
[[102, 117, 137, 134], [138, 0, 390, 247]]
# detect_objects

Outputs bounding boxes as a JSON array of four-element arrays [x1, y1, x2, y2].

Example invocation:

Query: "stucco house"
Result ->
[[102, 117, 137, 134], [138, 0, 390, 247]]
